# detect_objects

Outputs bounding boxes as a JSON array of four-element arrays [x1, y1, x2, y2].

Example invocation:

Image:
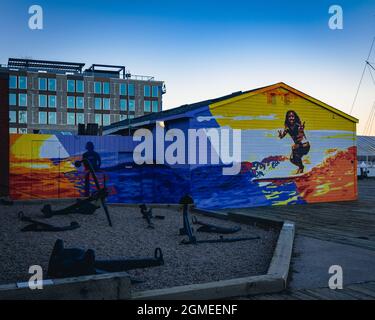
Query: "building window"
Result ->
[[119, 115, 127, 121], [103, 98, 110, 110], [144, 85, 151, 97], [39, 111, 47, 124], [49, 112, 57, 124], [9, 128, 17, 134], [48, 95, 56, 108], [152, 86, 159, 97], [76, 97, 84, 109], [39, 95, 47, 108], [19, 128, 27, 134], [144, 100, 151, 112], [67, 80, 75, 92], [103, 114, 111, 126], [129, 99, 135, 111], [152, 100, 159, 112], [76, 113, 84, 124], [271, 94, 276, 104], [94, 82, 102, 94], [19, 111, 27, 124], [18, 76, 27, 89], [119, 83, 126, 95], [284, 94, 291, 105], [103, 82, 110, 94], [128, 83, 135, 96], [48, 79, 56, 91], [67, 96, 75, 108], [76, 80, 84, 93], [9, 111, 17, 123], [39, 78, 47, 91], [95, 98, 102, 110], [67, 113, 75, 125], [128, 115, 134, 119], [19, 94, 27, 107], [94, 114, 102, 126], [267, 93, 277, 104], [9, 94, 17, 106], [120, 99, 127, 111], [9, 75, 17, 89]]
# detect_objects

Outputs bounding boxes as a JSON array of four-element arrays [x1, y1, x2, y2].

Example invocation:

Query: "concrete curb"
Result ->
[[108, 203, 181, 209], [267, 221, 295, 285], [132, 275, 284, 300], [0, 272, 131, 300], [226, 211, 284, 228]]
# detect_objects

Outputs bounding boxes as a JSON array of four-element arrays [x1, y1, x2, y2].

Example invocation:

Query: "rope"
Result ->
[[364, 102, 375, 135], [368, 104, 375, 135], [351, 64, 369, 115], [350, 37, 375, 115], [367, 63, 375, 85]]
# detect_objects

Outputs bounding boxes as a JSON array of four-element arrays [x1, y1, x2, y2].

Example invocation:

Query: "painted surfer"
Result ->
[[82, 142, 101, 197], [278, 110, 310, 174]]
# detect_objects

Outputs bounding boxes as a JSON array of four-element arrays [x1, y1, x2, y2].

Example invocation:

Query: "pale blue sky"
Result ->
[[1, 0, 375, 133]]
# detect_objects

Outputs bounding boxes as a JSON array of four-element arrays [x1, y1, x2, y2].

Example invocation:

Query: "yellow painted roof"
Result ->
[[209, 82, 359, 123]]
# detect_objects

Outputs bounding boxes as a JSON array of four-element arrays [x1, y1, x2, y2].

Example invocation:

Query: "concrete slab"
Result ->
[[0, 272, 131, 300], [289, 235, 375, 290]]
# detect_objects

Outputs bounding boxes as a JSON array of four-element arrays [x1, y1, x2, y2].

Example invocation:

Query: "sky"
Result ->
[[1, 0, 375, 134]]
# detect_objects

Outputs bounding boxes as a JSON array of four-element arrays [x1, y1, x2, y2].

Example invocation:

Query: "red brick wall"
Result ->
[[0, 72, 9, 196]]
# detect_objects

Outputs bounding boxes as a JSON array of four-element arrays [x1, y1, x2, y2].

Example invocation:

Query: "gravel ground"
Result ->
[[0, 201, 279, 291]]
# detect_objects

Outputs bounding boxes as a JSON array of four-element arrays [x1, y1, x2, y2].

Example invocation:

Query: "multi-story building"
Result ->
[[0, 58, 165, 134]]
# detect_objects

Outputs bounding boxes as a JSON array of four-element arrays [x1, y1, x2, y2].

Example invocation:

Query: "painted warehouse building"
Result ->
[[103, 82, 358, 208], [9, 83, 358, 209]]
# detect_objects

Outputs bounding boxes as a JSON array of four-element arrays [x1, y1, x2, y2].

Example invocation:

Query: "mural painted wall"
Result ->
[[9, 85, 357, 209], [9, 134, 190, 203], [190, 86, 357, 209]]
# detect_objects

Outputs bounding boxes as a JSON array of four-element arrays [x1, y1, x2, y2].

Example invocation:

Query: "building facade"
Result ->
[[1, 58, 165, 134]]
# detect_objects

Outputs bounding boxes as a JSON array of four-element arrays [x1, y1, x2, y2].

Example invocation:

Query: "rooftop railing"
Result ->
[[0, 63, 162, 82], [1, 59, 162, 82]]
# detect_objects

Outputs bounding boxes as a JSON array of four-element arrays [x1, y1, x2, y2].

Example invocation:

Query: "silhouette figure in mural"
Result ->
[[82, 141, 102, 197], [278, 110, 311, 174]]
